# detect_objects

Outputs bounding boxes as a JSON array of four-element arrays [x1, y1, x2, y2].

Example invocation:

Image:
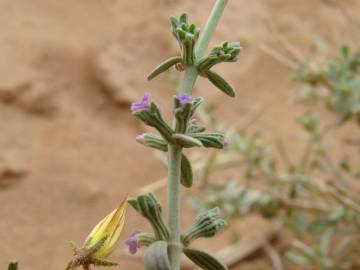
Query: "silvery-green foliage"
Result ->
[[293, 43, 360, 125], [189, 47, 360, 269]]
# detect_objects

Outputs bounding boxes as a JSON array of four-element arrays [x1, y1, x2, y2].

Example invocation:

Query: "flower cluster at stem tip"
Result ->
[[130, 92, 151, 112]]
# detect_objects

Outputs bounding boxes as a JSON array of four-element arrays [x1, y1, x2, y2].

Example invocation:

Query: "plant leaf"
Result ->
[[285, 251, 311, 265], [205, 70, 235, 97], [172, 134, 203, 148], [148, 56, 182, 80], [181, 154, 193, 188], [183, 247, 228, 270]]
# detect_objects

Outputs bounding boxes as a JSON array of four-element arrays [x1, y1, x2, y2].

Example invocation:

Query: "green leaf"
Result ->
[[181, 154, 193, 188], [204, 70, 235, 97], [172, 134, 203, 148], [328, 205, 346, 222], [147, 56, 182, 80], [183, 247, 228, 270], [190, 133, 225, 149], [7, 263, 18, 270], [320, 228, 334, 256], [285, 251, 310, 265], [142, 133, 168, 152], [306, 219, 327, 232], [341, 45, 350, 59], [143, 241, 171, 270]]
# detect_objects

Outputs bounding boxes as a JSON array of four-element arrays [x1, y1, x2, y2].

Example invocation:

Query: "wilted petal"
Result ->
[[85, 194, 128, 259]]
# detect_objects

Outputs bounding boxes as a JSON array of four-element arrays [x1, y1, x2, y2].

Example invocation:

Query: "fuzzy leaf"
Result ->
[[181, 154, 193, 188], [142, 133, 168, 152], [183, 247, 228, 270], [172, 134, 203, 148], [205, 70, 235, 97], [190, 133, 225, 149], [148, 56, 182, 80]]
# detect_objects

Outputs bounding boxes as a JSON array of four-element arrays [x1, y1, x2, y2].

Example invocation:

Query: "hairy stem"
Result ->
[[167, 145, 182, 270], [167, 1, 229, 269]]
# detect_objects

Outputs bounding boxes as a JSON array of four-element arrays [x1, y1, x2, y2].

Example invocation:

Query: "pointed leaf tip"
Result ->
[[205, 70, 236, 97], [147, 56, 182, 80]]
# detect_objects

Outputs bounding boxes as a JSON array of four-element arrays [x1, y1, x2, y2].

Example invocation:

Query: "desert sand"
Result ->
[[0, 0, 359, 269]]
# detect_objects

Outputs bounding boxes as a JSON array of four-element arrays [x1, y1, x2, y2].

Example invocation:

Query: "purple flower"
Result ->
[[177, 94, 193, 106], [131, 93, 151, 112], [223, 138, 230, 148], [124, 230, 140, 255]]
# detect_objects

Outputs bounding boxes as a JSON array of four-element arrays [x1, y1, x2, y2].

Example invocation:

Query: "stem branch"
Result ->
[[167, 1, 229, 269]]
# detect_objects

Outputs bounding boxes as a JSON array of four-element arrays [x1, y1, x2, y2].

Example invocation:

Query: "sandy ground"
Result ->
[[0, 0, 359, 269]]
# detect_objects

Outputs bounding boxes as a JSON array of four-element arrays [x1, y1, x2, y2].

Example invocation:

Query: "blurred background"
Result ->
[[0, 0, 359, 270]]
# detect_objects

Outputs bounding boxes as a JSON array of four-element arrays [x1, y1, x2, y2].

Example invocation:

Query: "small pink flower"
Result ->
[[135, 134, 145, 144]]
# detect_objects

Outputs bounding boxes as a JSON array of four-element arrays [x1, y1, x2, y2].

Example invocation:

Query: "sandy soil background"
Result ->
[[0, 0, 359, 269]]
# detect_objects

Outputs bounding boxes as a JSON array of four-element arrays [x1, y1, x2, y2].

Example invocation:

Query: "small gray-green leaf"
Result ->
[[143, 241, 171, 270], [181, 154, 193, 188], [191, 133, 225, 149], [183, 247, 228, 270], [205, 70, 235, 97], [148, 56, 182, 80], [142, 133, 168, 152], [285, 251, 311, 265]]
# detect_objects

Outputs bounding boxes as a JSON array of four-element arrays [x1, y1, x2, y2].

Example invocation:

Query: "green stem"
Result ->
[[167, 144, 182, 270], [167, 1, 228, 270], [195, 0, 228, 60]]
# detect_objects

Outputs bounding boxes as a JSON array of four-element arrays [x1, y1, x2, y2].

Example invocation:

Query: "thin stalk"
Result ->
[[167, 1, 229, 269]]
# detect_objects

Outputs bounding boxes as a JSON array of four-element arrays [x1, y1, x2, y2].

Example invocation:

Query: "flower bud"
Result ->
[[182, 207, 226, 246], [173, 95, 203, 134], [170, 13, 200, 65], [84, 195, 128, 259], [131, 94, 173, 141], [128, 193, 170, 241], [197, 41, 241, 71]]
